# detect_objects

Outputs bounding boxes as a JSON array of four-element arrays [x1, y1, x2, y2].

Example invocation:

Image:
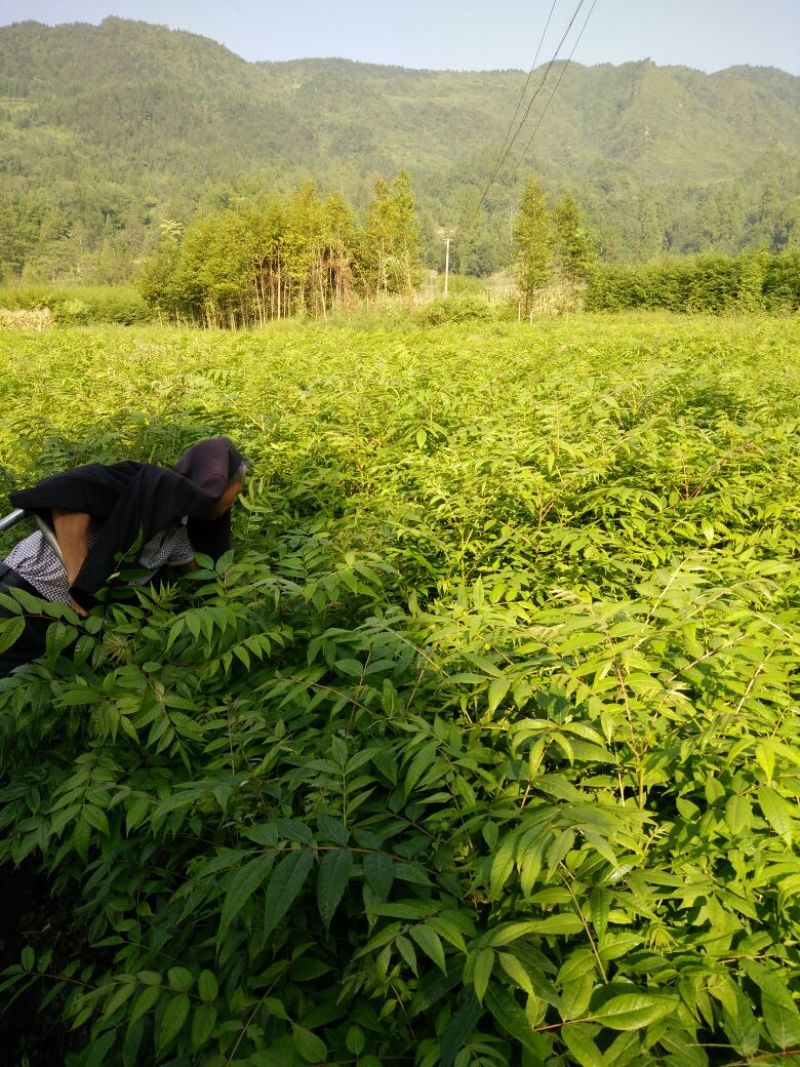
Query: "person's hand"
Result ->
[[69, 596, 89, 618]]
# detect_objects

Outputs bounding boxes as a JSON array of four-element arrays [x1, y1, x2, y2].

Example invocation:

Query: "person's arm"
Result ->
[[165, 521, 199, 575], [53, 510, 91, 615]]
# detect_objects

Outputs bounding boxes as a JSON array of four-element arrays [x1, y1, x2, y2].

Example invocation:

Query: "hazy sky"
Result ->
[[2, 0, 799, 75]]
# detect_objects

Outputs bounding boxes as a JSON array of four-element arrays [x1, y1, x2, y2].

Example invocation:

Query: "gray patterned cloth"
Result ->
[[3, 520, 194, 604]]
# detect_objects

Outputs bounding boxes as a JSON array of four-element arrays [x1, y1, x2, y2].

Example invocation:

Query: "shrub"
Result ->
[[0, 285, 154, 325], [586, 250, 800, 314], [415, 297, 495, 325]]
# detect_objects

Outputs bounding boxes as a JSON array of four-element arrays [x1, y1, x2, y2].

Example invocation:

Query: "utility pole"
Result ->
[[435, 225, 456, 298]]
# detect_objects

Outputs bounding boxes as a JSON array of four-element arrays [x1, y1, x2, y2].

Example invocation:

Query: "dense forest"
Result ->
[[1, 17, 800, 285]]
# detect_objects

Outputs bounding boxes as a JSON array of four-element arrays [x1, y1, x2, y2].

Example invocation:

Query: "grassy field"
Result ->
[[2, 314, 800, 1065]]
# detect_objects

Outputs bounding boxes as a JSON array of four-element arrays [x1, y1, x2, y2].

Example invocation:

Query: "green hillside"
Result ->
[[1, 17, 799, 281]]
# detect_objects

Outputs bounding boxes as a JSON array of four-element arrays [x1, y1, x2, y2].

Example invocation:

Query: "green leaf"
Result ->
[[498, 952, 534, 996], [122, 1017, 144, 1067], [245, 823, 279, 847], [345, 1026, 365, 1055], [404, 741, 439, 796], [128, 985, 160, 1029], [725, 794, 751, 835], [372, 900, 438, 920], [409, 924, 447, 973], [125, 796, 150, 834], [276, 818, 314, 844], [264, 996, 290, 1020], [489, 837, 516, 899], [756, 741, 776, 785], [487, 677, 510, 713], [758, 786, 793, 841], [218, 852, 275, 943], [197, 969, 218, 1003], [363, 852, 395, 899], [263, 848, 315, 942], [0, 616, 24, 655], [561, 972, 595, 1020], [429, 912, 472, 952], [167, 966, 194, 993], [72, 816, 90, 861], [191, 1003, 217, 1053], [558, 948, 595, 986], [441, 995, 481, 1067], [720, 986, 760, 1057], [485, 985, 541, 1055], [317, 815, 349, 845], [156, 993, 190, 1053], [660, 1031, 710, 1067], [547, 828, 576, 870], [21, 947, 35, 971], [396, 934, 418, 976], [83, 1032, 116, 1067], [486, 914, 583, 943], [292, 1023, 327, 1063], [746, 965, 800, 1048], [589, 889, 611, 937], [561, 1023, 606, 1067], [316, 848, 353, 929], [592, 993, 676, 1031], [763, 991, 800, 1049], [101, 980, 138, 1020], [472, 948, 495, 1004], [335, 657, 363, 678], [57, 685, 103, 708]]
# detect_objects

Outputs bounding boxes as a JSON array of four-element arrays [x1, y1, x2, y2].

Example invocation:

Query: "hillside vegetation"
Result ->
[[1, 18, 799, 281]]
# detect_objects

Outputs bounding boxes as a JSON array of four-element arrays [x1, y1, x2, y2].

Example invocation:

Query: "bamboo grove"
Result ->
[[138, 173, 421, 327]]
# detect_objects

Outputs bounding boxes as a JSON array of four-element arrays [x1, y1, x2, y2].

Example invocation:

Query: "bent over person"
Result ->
[[0, 437, 246, 675]]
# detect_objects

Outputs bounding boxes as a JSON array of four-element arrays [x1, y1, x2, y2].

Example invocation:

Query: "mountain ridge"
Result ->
[[4, 17, 797, 79], [2, 17, 799, 183], [1, 17, 798, 281]]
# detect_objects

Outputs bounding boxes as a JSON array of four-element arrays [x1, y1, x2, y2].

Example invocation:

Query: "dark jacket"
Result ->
[[10, 438, 243, 609]]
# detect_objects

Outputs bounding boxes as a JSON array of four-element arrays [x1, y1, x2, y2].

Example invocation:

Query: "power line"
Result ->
[[476, 0, 585, 213], [476, 0, 588, 215], [492, 0, 560, 171], [512, 0, 599, 180]]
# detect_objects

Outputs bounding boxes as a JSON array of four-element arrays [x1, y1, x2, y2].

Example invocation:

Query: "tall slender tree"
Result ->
[[552, 192, 596, 286], [364, 171, 421, 297], [513, 177, 552, 317]]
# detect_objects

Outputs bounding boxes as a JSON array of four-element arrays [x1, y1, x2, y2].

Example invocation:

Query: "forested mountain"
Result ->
[[1, 16, 799, 282]]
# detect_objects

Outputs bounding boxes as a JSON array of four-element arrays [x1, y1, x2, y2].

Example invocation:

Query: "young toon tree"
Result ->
[[512, 177, 552, 319], [552, 191, 597, 289], [364, 171, 422, 298]]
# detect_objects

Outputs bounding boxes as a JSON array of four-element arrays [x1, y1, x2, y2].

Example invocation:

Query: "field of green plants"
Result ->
[[2, 313, 800, 1066]]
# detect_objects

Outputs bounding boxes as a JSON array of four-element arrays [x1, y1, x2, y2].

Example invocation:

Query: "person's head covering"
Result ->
[[173, 437, 244, 500]]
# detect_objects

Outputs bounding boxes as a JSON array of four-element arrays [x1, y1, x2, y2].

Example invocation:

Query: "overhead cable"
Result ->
[[492, 0, 560, 169], [476, 0, 588, 214], [512, 0, 599, 179]]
